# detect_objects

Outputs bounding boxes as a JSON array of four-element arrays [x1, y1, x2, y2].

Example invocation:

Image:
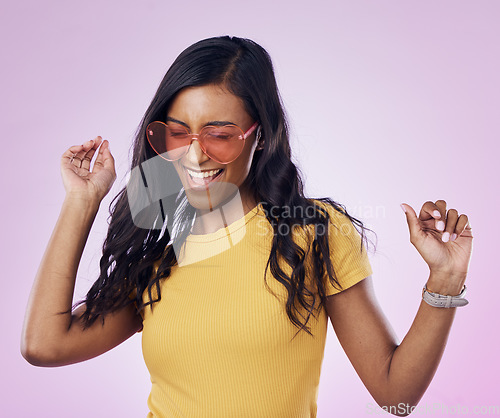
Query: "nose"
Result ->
[[183, 137, 209, 165]]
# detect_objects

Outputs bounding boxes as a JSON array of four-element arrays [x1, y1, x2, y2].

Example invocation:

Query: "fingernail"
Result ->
[[433, 210, 441, 218], [451, 233, 457, 241], [400, 204, 407, 213], [436, 220, 445, 231], [442, 232, 450, 242]]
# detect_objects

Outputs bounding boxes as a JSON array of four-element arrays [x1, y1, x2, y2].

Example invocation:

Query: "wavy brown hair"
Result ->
[[60, 36, 377, 340]]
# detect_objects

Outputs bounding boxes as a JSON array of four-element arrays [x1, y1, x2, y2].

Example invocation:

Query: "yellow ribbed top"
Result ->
[[135, 200, 372, 417]]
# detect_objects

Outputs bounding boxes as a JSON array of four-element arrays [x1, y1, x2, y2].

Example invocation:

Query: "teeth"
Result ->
[[186, 168, 222, 178]]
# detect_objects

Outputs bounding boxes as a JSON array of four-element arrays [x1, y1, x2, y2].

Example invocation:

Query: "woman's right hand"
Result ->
[[61, 136, 116, 203]]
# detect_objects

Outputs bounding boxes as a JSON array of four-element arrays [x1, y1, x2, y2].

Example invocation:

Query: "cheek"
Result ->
[[172, 162, 180, 175], [226, 146, 256, 181], [239, 139, 258, 168], [172, 162, 185, 182]]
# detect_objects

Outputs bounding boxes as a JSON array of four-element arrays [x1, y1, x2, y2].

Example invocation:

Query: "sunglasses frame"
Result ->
[[146, 120, 259, 164]]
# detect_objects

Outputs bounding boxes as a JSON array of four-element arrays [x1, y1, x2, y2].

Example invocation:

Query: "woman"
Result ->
[[21, 36, 473, 417]]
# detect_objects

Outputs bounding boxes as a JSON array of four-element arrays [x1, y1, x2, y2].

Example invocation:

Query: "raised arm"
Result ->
[[325, 200, 473, 416], [21, 137, 142, 367], [327, 274, 460, 416]]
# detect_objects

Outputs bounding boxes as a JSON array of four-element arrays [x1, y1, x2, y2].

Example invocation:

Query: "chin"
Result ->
[[183, 180, 242, 212], [173, 162, 245, 211]]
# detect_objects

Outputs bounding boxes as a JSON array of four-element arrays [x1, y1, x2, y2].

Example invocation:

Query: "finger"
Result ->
[[433, 199, 447, 232], [418, 201, 437, 222], [442, 208, 459, 242], [92, 141, 106, 172], [453, 214, 470, 240], [400, 203, 422, 244], [81, 136, 102, 171], [62, 144, 85, 166], [418, 200, 447, 233], [70, 138, 97, 168], [93, 140, 115, 173], [76, 136, 101, 166]]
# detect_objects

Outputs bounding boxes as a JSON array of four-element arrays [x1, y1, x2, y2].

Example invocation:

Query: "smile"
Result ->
[[184, 167, 225, 189]]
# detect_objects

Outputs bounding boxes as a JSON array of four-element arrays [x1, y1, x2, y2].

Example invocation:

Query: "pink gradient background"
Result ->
[[2, 1, 498, 416]]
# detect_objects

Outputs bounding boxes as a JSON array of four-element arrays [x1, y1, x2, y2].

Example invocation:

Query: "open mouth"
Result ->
[[185, 167, 225, 188]]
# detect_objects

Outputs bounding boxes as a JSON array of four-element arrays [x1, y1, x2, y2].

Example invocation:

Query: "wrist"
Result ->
[[426, 270, 467, 296], [63, 192, 101, 213]]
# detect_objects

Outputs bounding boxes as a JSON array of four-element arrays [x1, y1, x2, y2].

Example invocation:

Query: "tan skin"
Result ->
[[326, 197, 473, 410], [166, 84, 263, 234], [21, 84, 473, 416]]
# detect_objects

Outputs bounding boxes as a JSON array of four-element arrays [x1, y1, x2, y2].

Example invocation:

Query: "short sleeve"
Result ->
[[316, 201, 373, 296]]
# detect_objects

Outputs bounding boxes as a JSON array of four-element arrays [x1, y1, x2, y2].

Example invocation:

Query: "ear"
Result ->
[[255, 127, 264, 151]]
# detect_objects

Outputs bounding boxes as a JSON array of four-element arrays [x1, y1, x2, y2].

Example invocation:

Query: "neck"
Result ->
[[191, 187, 258, 235]]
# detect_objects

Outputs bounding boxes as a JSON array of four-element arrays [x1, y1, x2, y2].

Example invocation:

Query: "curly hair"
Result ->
[[59, 36, 377, 340]]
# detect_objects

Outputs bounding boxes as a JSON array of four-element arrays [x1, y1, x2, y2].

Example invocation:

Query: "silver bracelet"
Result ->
[[422, 285, 469, 308]]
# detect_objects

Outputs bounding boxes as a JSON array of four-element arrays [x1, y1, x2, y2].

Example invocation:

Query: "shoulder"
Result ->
[[309, 198, 353, 230], [310, 198, 347, 217], [308, 199, 366, 252]]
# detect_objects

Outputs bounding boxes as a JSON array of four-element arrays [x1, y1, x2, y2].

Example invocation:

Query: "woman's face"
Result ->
[[167, 84, 260, 212]]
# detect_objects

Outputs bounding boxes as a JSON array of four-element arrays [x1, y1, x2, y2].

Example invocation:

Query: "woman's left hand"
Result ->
[[400, 200, 473, 293]]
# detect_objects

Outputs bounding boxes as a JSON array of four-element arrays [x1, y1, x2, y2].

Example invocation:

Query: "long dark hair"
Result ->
[[62, 36, 377, 339]]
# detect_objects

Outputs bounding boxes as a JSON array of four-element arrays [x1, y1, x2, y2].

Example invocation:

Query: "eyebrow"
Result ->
[[166, 116, 237, 129]]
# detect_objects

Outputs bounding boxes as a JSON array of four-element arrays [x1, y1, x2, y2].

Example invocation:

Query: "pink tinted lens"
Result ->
[[146, 122, 247, 163], [146, 122, 190, 161], [202, 126, 245, 163]]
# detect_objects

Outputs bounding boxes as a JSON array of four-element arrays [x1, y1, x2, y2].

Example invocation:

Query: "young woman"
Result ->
[[21, 36, 473, 417]]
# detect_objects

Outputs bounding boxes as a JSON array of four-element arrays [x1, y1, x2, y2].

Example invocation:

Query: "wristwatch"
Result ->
[[422, 285, 469, 308]]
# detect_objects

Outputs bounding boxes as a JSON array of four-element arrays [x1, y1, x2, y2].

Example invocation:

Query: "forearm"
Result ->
[[382, 271, 465, 409], [21, 195, 100, 358]]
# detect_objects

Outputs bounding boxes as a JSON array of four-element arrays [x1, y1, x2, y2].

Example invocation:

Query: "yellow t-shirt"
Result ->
[[135, 200, 372, 417]]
